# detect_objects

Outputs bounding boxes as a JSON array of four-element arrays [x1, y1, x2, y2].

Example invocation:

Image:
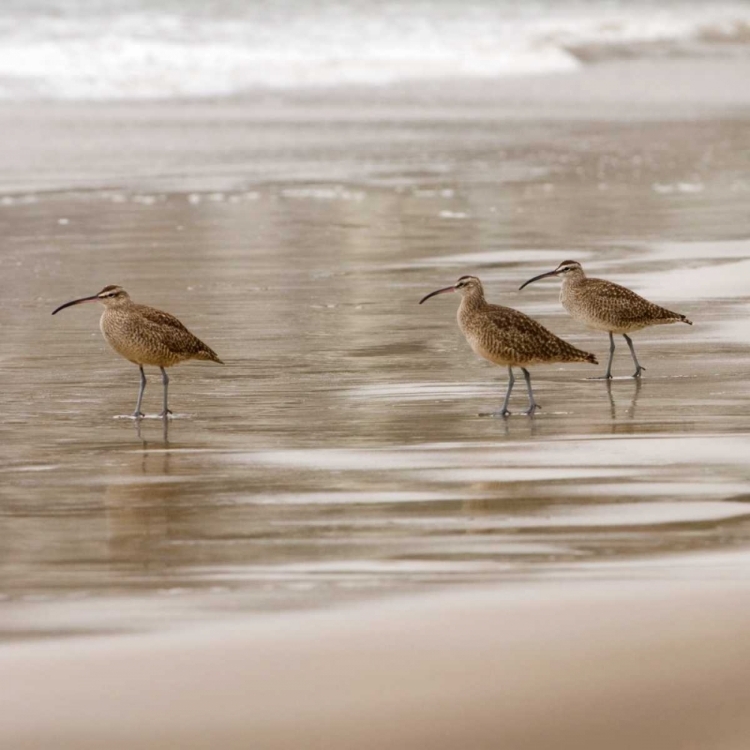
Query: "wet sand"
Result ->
[[1, 58, 750, 745], [4, 577, 750, 750]]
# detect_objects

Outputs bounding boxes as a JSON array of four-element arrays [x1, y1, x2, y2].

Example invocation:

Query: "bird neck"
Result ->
[[99, 299, 135, 325], [561, 269, 586, 289], [101, 298, 136, 317], [458, 285, 487, 313]]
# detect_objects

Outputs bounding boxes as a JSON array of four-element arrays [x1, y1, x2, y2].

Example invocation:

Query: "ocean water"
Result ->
[[1, 0, 750, 99]]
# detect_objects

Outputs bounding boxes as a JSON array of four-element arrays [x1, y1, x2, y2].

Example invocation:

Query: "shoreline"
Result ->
[[3, 575, 750, 749], [2, 58, 750, 195]]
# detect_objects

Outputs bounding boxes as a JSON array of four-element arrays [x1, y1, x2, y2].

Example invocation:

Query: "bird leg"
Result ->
[[133, 366, 147, 419], [589, 332, 615, 380], [160, 366, 172, 418], [488, 366, 514, 417], [623, 334, 646, 378], [605, 332, 616, 379], [520, 367, 540, 416]]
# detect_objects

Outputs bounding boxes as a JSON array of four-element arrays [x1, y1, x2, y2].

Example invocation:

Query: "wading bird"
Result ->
[[52, 285, 223, 418], [519, 261, 692, 379], [419, 275, 597, 416]]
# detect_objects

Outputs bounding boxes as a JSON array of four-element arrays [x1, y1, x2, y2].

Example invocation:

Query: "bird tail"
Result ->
[[658, 306, 692, 326], [196, 346, 224, 364], [561, 341, 598, 365]]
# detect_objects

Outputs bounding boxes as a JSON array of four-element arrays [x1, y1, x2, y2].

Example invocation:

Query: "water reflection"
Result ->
[[134, 417, 170, 445], [606, 378, 643, 426], [103, 446, 175, 567]]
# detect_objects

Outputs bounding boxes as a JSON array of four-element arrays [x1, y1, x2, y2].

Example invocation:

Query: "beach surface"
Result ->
[[4, 577, 750, 750], [1, 56, 750, 745]]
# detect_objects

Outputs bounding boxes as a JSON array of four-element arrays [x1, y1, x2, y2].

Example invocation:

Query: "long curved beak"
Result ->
[[518, 269, 559, 291], [419, 285, 457, 304], [51, 294, 99, 315]]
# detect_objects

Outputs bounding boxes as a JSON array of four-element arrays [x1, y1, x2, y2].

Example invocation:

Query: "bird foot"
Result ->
[[632, 367, 646, 378], [523, 404, 541, 416], [587, 374, 613, 381], [480, 409, 512, 418], [160, 409, 173, 419], [132, 411, 146, 419]]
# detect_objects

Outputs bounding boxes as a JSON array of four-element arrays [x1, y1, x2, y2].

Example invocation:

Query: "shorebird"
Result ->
[[519, 260, 693, 379], [419, 275, 597, 416], [52, 285, 223, 418]]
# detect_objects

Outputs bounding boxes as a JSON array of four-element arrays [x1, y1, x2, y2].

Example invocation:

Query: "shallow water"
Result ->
[[1, 101, 750, 640]]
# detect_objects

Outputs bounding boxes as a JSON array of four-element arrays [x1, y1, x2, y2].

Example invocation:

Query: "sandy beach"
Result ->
[[1, 49, 750, 745], [4, 577, 750, 750]]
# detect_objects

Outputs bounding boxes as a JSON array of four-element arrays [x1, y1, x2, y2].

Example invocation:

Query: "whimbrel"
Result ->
[[519, 261, 692, 379], [419, 275, 597, 416], [52, 285, 223, 417]]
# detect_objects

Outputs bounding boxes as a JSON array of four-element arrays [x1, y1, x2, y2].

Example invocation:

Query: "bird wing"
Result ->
[[482, 304, 589, 363], [585, 277, 678, 324], [129, 304, 220, 361], [586, 278, 650, 305], [133, 303, 191, 332]]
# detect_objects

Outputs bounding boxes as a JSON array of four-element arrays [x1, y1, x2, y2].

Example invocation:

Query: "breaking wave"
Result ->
[[0, 0, 748, 100]]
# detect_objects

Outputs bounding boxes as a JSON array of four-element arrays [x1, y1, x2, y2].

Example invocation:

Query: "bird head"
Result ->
[[52, 285, 131, 315], [518, 260, 584, 291], [419, 275, 483, 304]]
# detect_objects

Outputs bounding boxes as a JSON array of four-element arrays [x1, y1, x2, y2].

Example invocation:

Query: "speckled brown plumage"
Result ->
[[99, 293, 223, 367], [52, 284, 222, 417], [519, 260, 693, 379], [555, 262, 693, 334], [419, 275, 597, 416], [457, 287, 597, 367]]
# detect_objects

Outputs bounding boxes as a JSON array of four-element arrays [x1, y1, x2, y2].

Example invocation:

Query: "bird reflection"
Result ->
[[134, 416, 170, 445], [479, 412, 544, 440], [103, 432, 181, 568], [606, 378, 642, 426]]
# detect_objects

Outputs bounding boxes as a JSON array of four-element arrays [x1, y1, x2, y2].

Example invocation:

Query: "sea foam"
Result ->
[[0, 0, 748, 100]]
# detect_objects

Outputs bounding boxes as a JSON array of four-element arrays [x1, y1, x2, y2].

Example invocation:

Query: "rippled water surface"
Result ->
[[1, 105, 750, 639]]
